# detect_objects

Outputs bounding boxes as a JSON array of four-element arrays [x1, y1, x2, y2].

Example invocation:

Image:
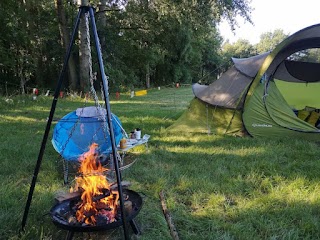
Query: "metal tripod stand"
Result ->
[[21, 5, 130, 240]]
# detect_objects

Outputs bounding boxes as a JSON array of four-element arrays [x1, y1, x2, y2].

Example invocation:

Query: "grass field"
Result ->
[[1, 86, 320, 240]]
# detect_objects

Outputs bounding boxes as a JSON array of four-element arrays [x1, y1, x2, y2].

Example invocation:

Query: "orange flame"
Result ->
[[71, 143, 118, 225]]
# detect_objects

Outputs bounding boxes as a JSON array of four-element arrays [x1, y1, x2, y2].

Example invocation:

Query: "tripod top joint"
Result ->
[[78, 0, 91, 7]]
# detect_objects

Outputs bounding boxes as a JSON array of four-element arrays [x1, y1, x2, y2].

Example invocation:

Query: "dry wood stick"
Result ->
[[159, 190, 180, 240]]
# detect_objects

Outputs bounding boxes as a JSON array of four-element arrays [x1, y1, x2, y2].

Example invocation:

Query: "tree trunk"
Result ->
[[19, 64, 26, 95], [18, 0, 29, 95], [146, 63, 150, 89], [98, 0, 107, 48], [55, 0, 78, 91], [16, 48, 27, 95], [78, 0, 90, 93]]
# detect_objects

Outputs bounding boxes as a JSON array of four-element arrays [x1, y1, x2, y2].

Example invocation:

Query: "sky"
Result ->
[[219, 0, 320, 44]]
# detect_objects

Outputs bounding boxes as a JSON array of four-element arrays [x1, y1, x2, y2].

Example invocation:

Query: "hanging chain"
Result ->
[[59, 97, 88, 161], [85, 11, 111, 147], [86, 11, 101, 110], [100, 83, 128, 139]]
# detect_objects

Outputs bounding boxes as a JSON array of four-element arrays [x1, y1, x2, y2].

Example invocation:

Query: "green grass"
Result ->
[[1, 86, 320, 240]]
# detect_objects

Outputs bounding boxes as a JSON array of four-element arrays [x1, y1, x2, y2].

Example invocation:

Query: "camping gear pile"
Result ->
[[169, 24, 320, 140]]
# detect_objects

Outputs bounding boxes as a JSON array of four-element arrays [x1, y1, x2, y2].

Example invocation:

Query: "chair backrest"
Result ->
[[51, 107, 123, 161]]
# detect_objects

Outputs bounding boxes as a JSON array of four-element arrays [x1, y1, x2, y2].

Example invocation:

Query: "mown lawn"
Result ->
[[1, 86, 320, 240]]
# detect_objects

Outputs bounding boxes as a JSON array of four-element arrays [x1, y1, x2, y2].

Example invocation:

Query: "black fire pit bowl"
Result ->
[[50, 189, 143, 232]]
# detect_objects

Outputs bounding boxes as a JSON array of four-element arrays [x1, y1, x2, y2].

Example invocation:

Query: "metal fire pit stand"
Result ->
[[21, 5, 131, 240]]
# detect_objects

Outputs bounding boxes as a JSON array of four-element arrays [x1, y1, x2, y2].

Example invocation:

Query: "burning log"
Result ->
[[69, 143, 120, 225], [95, 201, 110, 210], [50, 188, 143, 233], [55, 187, 111, 204], [92, 188, 111, 202]]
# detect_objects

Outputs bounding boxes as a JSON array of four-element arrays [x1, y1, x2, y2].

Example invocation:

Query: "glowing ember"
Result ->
[[71, 143, 119, 225]]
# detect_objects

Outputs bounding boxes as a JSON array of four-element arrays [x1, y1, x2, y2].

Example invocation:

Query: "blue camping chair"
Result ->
[[51, 106, 123, 183]]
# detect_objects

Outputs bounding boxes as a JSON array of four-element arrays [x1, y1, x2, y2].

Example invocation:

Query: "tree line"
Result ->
[[3, 0, 315, 96]]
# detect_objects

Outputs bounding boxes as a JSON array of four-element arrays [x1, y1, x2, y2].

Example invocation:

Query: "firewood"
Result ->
[[55, 191, 81, 203], [92, 189, 111, 202], [124, 200, 133, 214], [54, 181, 130, 203], [109, 180, 132, 190], [159, 190, 180, 240]]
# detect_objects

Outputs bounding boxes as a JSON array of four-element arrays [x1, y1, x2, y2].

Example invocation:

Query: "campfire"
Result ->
[[70, 143, 119, 225], [50, 143, 143, 232]]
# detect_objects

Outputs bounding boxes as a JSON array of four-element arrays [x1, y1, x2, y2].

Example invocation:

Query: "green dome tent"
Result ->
[[168, 24, 320, 140]]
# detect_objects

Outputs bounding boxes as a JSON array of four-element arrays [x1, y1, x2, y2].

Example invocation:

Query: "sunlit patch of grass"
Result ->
[[0, 115, 45, 122], [165, 145, 266, 156]]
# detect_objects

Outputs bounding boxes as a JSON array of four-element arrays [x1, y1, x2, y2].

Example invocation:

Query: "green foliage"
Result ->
[[0, 0, 64, 94], [222, 38, 255, 58], [0, 0, 252, 93], [290, 48, 320, 62], [255, 29, 288, 53], [219, 39, 255, 74], [218, 29, 288, 77]]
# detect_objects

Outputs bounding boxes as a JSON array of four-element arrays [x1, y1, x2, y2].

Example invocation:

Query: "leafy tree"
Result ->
[[222, 39, 254, 58], [219, 39, 254, 73], [0, 0, 63, 94], [108, 0, 253, 88], [288, 48, 320, 62], [255, 29, 288, 53], [0, 0, 253, 94]]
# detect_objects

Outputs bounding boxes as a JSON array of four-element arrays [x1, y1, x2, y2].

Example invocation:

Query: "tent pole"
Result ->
[[206, 104, 211, 135], [224, 108, 237, 135], [21, 7, 83, 231]]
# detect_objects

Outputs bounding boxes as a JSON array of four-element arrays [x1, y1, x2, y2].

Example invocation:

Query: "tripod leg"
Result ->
[[130, 219, 141, 235], [65, 231, 74, 240], [89, 7, 130, 240], [21, 7, 85, 231], [63, 160, 69, 185]]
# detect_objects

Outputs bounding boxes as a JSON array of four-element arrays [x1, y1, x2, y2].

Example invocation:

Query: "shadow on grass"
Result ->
[[125, 136, 320, 239]]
